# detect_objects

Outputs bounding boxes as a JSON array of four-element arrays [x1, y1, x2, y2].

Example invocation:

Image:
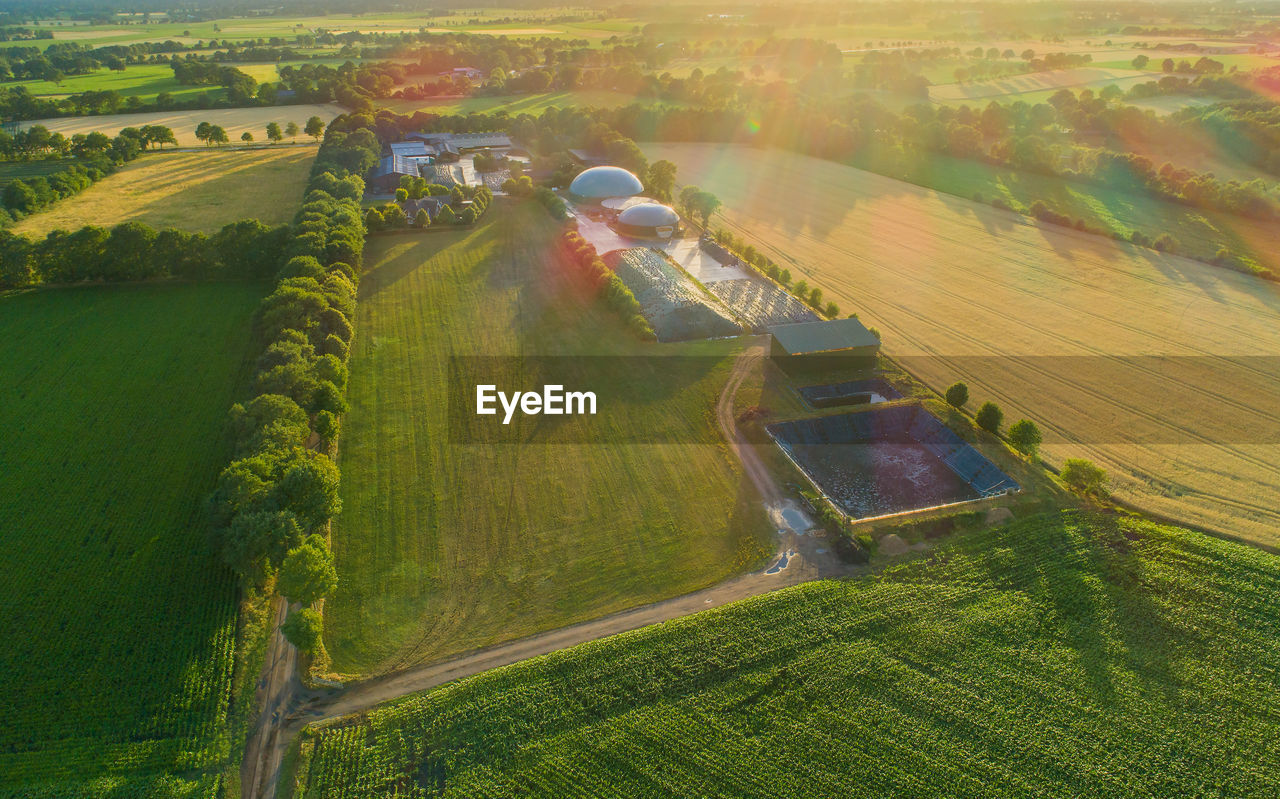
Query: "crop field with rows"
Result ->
[[0, 283, 263, 798], [295, 510, 1280, 798]]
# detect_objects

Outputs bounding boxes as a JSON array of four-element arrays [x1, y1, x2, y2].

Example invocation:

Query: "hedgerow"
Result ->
[[558, 229, 655, 340], [206, 114, 379, 661]]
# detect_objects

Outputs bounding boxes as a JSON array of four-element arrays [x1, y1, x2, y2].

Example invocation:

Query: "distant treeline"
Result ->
[[0, 218, 289, 287]]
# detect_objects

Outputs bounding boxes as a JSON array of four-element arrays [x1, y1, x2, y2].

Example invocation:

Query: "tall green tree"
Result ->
[[278, 535, 338, 605], [945, 382, 969, 408], [1008, 419, 1042, 457], [646, 160, 678, 202], [975, 401, 1002, 434], [304, 116, 326, 141]]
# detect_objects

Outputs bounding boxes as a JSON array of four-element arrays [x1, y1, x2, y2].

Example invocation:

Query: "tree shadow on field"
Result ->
[[979, 512, 1179, 706], [359, 222, 501, 301], [935, 189, 1020, 239], [125, 149, 312, 230]]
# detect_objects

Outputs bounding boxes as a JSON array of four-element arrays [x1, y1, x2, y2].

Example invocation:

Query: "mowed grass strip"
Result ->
[[326, 203, 772, 678], [11, 147, 316, 235], [296, 511, 1280, 798], [644, 142, 1280, 547], [0, 282, 263, 796]]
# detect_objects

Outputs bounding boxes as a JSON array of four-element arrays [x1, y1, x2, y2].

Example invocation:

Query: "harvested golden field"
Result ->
[[644, 143, 1280, 547], [19, 103, 342, 146], [11, 147, 316, 234]]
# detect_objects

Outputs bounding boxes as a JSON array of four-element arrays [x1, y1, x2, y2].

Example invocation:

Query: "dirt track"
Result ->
[[240, 599, 301, 799], [243, 344, 852, 799]]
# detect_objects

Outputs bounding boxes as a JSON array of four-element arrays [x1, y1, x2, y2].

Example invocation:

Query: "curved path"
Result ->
[[243, 342, 856, 799]]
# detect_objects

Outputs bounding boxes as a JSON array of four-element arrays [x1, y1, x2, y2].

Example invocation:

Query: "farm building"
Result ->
[[569, 166, 644, 202], [769, 316, 881, 365], [404, 131, 512, 154], [615, 202, 680, 240], [369, 152, 429, 194]]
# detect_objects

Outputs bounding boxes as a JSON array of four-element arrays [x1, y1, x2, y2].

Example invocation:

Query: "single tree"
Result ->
[[945, 382, 969, 408], [415, 207, 431, 228], [209, 125, 229, 146], [241, 131, 253, 143], [1131, 54, 1150, 69], [975, 401, 1003, 434], [646, 159, 678, 203], [395, 187, 409, 202], [1008, 419, 1042, 457], [693, 189, 721, 227], [365, 207, 384, 232], [1061, 458, 1108, 495], [281, 608, 323, 653], [678, 184, 703, 218], [285, 121, 299, 141], [194, 121, 213, 145], [266, 122, 283, 144], [304, 115, 325, 141], [278, 535, 338, 605]]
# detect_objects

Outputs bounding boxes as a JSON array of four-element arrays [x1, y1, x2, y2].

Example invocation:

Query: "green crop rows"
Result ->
[[296, 511, 1280, 798], [0, 283, 263, 798]]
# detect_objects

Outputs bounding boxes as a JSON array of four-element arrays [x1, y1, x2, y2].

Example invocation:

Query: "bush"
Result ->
[[281, 608, 323, 653], [1153, 233, 1178, 253], [975, 401, 1002, 434], [1061, 458, 1108, 495], [945, 382, 969, 408], [1007, 418, 1042, 457]]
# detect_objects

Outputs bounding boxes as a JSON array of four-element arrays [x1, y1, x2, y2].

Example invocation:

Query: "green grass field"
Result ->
[[295, 510, 1280, 797], [0, 283, 265, 797], [325, 202, 772, 678], [8, 63, 222, 102], [11, 146, 317, 236], [377, 89, 682, 116], [895, 150, 1280, 276]]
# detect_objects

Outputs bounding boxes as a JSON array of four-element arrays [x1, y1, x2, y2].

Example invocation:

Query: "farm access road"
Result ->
[[243, 343, 856, 799]]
